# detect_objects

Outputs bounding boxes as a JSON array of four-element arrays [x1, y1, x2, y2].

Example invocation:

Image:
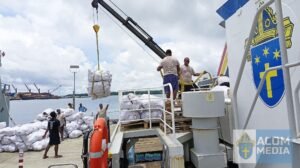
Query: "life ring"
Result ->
[[89, 118, 109, 168]]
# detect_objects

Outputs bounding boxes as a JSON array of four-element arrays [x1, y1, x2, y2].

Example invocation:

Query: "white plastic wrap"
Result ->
[[0, 108, 94, 152], [0, 122, 6, 129], [76, 119, 84, 125], [62, 108, 75, 117], [15, 142, 27, 151], [32, 138, 49, 151], [66, 112, 83, 122], [16, 122, 42, 136], [140, 110, 163, 121], [9, 135, 23, 143], [65, 121, 80, 134], [1, 136, 12, 145], [25, 129, 46, 145], [119, 94, 164, 123], [69, 130, 82, 139], [0, 127, 16, 136], [83, 116, 94, 128], [36, 114, 48, 121], [1, 144, 16, 152], [120, 111, 140, 124], [120, 93, 143, 114], [88, 70, 112, 99], [80, 124, 89, 131]]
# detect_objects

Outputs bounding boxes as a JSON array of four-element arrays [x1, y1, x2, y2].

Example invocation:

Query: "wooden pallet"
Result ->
[[160, 123, 191, 133], [135, 137, 162, 153], [129, 161, 162, 168], [120, 121, 160, 131], [160, 114, 192, 133]]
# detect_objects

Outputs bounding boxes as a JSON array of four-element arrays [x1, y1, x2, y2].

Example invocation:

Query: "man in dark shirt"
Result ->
[[43, 111, 62, 159]]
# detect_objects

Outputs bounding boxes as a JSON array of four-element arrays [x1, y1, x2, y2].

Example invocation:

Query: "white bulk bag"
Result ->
[[25, 129, 45, 145], [120, 110, 140, 123], [32, 138, 49, 151], [69, 130, 82, 139], [2, 144, 17, 152], [66, 112, 83, 122], [88, 70, 112, 99], [0, 127, 16, 136], [139, 94, 163, 109], [62, 108, 75, 117], [1, 136, 12, 145], [0, 122, 6, 129]]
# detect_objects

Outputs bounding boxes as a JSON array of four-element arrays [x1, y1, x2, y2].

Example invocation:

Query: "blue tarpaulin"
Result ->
[[217, 0, 249, 20]]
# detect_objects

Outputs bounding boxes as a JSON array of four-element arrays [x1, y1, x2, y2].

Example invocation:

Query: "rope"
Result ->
[[93, 24, 101, 71], [108, 0, 128, 17], [100, 73, 106, 96], [91, 74, 97, 98]]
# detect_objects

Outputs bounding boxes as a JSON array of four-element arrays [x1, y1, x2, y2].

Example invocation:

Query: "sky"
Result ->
[[0, 0, 226, 95]]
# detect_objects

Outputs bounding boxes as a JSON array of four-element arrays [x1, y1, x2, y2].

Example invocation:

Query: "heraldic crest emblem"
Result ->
[[250, 7, 294, 107]]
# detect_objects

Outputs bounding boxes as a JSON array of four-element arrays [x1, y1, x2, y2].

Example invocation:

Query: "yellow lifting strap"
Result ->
[[179, 71, 214, 93], [93, 24, 101, 71]]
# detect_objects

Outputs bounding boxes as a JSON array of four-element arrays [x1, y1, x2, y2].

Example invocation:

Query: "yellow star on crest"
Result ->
[[273, 49, 280, 60], [263, 46, 269, 57], [255, 56, 260, 65]]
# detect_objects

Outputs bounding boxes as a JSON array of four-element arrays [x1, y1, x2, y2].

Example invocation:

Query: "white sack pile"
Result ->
[[120, 93, 163, 123], [0, 108, 94, 152], [88, 70, 112, 99], [0, 122, 6, 129]]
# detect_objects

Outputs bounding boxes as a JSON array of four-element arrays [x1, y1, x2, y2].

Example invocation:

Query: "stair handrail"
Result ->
[[294, 79, 300, 137]]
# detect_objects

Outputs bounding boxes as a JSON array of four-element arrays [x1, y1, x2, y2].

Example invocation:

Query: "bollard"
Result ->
[[19, 149, 24, 168]]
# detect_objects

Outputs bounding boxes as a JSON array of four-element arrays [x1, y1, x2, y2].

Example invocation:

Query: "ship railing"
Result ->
[[117, 83, 175, 135], [232, 0, 300, 139]]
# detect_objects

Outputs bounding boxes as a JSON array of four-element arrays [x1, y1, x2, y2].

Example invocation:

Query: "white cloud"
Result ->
[[0, 0, 225, 95]]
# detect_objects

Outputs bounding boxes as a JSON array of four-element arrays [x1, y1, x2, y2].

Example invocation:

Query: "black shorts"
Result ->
[[49, 133, 60, 145], [179, 83, 198, 92]]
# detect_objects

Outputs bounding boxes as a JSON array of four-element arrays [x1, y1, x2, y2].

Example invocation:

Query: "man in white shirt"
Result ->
[[180, 57, 206, 92], [56, 109, 66, 141], [157, 49, 180, 99]]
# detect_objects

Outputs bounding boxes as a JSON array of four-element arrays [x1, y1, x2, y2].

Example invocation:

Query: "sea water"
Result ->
[[9, 96, 119, 126]]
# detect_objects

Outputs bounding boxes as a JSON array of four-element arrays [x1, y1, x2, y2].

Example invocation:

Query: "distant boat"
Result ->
[[14, 92, 60, 100]]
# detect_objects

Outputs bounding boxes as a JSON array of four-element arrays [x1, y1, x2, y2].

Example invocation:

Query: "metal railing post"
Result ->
[[118, 91, 122, 123], [294, 81, 300, 137], [168, 83, 175, 135], [163, 86, 167, 134], [148, 90, 152, 128], [275, 0, 297, 139]]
